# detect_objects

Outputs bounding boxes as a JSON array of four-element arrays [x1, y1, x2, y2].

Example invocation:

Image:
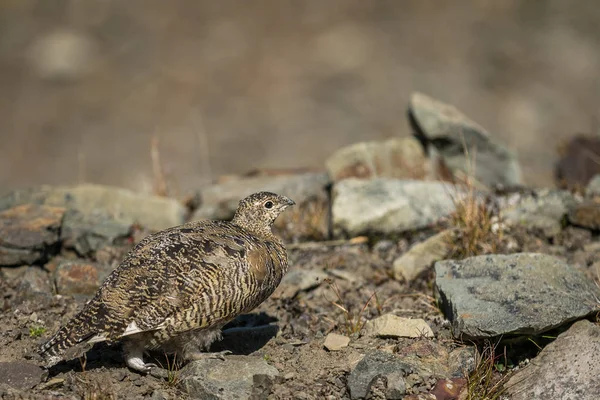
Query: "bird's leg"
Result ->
[[122, 341, 157, 373]]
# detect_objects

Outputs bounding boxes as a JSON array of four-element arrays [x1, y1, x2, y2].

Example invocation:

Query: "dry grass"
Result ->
[[464, 342, 509, 400], [324, 278, 376, 336], [444, 144, 505, 259], [446, 179, 504, 259], [151, 134, 170, 197]]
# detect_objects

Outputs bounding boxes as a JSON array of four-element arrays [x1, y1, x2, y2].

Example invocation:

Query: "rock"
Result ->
[[0, 184, 186, 231], [364, 314, 433, 338], [586, 174, 600, 197], [396, 341, 475, 380], [435, 253, 600, 340], [568, 200, 600, 230], [323, 333, 350, 351], [272, 268, 328, 299], [0, 204, 64, 266], [1, 265, 52, 295], [393, 230, 453, 282], [178, 355, 279, 399], [192, 172, 329, 221], [0, 361, 47, 390], [555, 134, 600, 191], [325, 137, 430, 181], [54, 260, 112, 297], [332, 178, 457, 237], [408, 92, 522, 188], [501, 189, 576, 237], [506, 320, 600, 400], [347, 351, 410, 399], [61, 209, 133, 255]]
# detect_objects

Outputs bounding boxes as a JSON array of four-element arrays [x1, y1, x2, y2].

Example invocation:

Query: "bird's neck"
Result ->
[[232, 215, 277, 241]]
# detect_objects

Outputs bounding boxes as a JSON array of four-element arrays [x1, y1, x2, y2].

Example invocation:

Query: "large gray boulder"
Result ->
[[435, 253, 600, 340], [332, 178, 457, 237], [506, 320, 600, 400], [408, 92, 522, 188]]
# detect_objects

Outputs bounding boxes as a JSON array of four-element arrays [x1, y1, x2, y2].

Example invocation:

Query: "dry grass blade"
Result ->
[[464, 342, 509, 400], [445, 139, 504, 259], [151, 134, 169, 197], [324, 278, 376, 336]]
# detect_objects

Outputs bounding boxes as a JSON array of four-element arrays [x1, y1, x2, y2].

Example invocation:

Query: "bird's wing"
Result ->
[[90, 220, 277, 341]]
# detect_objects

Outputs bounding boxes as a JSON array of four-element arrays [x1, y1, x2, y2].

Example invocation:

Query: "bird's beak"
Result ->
[[282, 196, 295, 207]]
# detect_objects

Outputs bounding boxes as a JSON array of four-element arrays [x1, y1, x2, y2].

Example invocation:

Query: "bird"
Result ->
[[39, 191, 295, 373]]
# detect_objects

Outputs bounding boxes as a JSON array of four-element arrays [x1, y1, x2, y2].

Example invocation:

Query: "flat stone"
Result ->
[[435, 253, 600, 339], [272, 268, 328, 299], [323, 333, 350, 351], [408, 92, 522, 188], [325, 137, 430, 181], [393, 230, 452, 282], [501, 189, 576, 237], [0, 361, 47, 390], [506, 320, 600, 400], [568, 200, 600, 230], [178, 355, 279, 399], [54, 260, 111, 297], [0, 204, 64, 266], [363, 314, 433, 338], [347, 351, 410, 399], [0, 184, 186, 231], [332, 178, 457, 238]]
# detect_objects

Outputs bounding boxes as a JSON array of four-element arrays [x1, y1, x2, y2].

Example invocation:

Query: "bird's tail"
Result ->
[[38, 305, 103, 368]]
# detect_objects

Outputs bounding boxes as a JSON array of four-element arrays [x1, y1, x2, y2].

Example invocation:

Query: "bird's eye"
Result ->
[[264, 201, 274, 209]]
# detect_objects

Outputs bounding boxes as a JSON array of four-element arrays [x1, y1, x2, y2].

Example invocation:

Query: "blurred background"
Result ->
[[1, 0, 600, 194]]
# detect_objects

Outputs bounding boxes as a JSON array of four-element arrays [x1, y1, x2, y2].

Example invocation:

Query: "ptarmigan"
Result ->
[[39, 191, 295, 372]]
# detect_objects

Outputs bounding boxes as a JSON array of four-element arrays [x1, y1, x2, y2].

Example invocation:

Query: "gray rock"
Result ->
[[0, 361, 47, 390], [54, 259, 112, 297], [0, 204, 64, 266], [178, 355, 279, 399], [435, 253, 600, 340], [363, 314, 433, 338], [325, 137, 430, 181], [506, 320, 600, 400], [347, 352, 410, 400], [61, 208, 132, 255], [332, 178, 457, 237], [501, 189, 576, 237], [273, 268, 328, 299], [2, 265, 52, 295], [393, 230, 452, 282], [586, 174, 600, 197], [192, 172, 329, 221], [0, 184, 186, 231], [408, 92, 522, 188]]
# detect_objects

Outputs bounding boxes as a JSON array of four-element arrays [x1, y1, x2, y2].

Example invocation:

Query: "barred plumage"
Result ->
[[39, 191, 294, 372]]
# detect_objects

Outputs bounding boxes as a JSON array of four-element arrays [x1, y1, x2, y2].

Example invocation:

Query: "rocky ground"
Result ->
[[1, 94, 600, 399]]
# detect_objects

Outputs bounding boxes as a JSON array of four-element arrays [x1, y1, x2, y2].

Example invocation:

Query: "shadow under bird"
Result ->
[[39, 191, 295, 372]]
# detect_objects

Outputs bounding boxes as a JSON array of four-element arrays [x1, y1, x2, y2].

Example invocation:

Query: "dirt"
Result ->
[[0, 219, 595, 400]]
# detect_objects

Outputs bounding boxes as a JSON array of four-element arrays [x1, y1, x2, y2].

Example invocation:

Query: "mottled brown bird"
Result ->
[[39, 191, 294, 372]]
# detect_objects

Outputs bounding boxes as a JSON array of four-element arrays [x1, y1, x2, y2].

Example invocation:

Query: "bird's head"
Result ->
[[232, 191, 295, 238]]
